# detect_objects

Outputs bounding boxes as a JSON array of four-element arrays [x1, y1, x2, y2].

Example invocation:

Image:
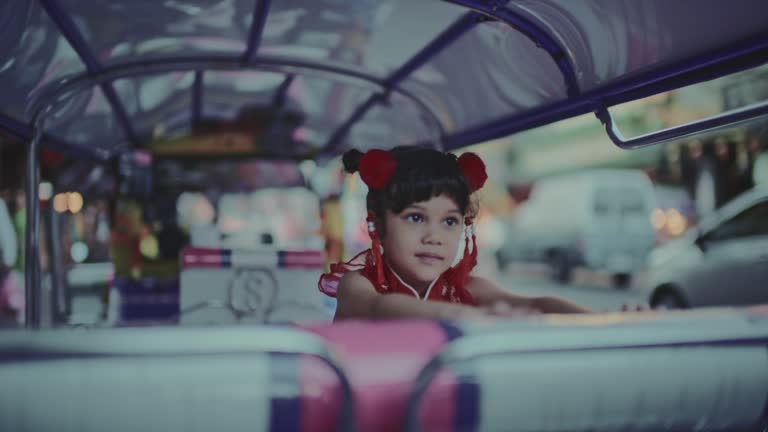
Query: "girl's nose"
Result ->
[[422, 223, 442, 245]]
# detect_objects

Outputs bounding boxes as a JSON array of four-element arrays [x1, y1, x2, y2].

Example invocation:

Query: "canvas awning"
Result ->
[[1, 0, 767, 160]]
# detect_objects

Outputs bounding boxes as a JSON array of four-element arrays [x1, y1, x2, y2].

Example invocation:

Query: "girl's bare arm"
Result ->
[[467, 276, 591, 314], [334, 271, 486, 321]]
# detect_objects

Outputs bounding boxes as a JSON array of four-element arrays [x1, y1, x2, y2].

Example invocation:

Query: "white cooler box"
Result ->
[[179, 247, 335, 325]]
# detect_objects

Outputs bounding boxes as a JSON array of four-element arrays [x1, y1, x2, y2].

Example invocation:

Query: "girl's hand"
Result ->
[[485, 300, 541, 318], [438, 303, 490, 321]]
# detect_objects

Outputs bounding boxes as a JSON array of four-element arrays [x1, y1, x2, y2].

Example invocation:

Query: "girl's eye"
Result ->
[[444, 217, 459, 227], [405, 213, 424, 223]]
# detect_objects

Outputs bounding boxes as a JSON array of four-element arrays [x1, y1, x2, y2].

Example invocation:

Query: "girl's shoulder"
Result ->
[[338, 269, 376, 292]]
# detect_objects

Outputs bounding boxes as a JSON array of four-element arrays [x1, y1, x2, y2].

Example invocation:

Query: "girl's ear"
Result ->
[[367, 210, 385, 238], [374, 217, 385, 238]]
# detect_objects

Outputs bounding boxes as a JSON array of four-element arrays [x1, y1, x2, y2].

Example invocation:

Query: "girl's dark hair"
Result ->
[[343, 146, 476, 229]]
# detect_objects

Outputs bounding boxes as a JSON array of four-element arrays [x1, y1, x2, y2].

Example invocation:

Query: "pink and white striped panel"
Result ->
[[301, 320, 462, 432], [181, 247, 324, 269]]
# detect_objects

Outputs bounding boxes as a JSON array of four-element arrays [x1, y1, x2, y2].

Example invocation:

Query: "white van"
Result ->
[[498, 169, 658, 287]]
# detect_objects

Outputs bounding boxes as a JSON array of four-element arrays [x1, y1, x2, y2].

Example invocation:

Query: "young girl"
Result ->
[[318, 146, 591, 320]]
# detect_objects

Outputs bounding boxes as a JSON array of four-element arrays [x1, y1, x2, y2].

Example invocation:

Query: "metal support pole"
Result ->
[[24, 128, 42, 328], [45, 199, 66, 324], [243, 0, 272, 64]]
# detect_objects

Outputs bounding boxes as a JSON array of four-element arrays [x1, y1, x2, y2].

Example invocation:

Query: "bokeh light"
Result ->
[[68, 192, 84, 213]]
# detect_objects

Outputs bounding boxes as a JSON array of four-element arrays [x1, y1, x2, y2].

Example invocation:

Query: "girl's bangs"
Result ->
[[386, 170, 469, 215]]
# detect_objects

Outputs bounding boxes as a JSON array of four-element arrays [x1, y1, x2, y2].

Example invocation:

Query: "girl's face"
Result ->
[[380, 194, 464, 292]]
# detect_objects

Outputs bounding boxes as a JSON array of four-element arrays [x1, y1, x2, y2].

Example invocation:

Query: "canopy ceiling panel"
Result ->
[[285, 75, 372, 148], [56, 0, 257, 66], [507, 0, 768, 92], [260, 0, 465, 75], [0, 1, 84, 123], [201, 70, 282, 120], [345, 92, 437, 151], [45, 84, 128, 153], [402, 20, 566, 135], [0, 0, 767, 159], [113, 71, 196, 143]]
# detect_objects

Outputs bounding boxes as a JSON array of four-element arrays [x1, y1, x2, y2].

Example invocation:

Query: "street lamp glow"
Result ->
[[68, 192, 84, 213]]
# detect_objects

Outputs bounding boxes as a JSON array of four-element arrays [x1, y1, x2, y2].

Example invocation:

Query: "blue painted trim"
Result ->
[[455, 374, 480, 432], [39, 0, 139, 146], [436, 322, 479, 431], [444, 0, 580, 97], [762, 346, 768, 431], [437, 321, 464, 342], [243, 0, 272, 64], [268, 353, 301, 432], [222, 249, 233, 268], [443, 33, 768, 150]]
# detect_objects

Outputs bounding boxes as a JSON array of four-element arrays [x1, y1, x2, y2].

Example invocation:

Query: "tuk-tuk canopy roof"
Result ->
[[1, 0, 767, 160]]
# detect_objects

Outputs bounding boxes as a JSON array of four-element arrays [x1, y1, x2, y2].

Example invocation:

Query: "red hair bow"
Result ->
[[359, 149, 397, 190], [457, 152, 488, 192]]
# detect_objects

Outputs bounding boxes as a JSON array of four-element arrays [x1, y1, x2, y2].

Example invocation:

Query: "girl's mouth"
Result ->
[[415, 253, 444, 265]]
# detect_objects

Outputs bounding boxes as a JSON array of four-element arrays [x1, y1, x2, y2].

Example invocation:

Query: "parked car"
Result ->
[[496, 169, 658, 286], [647, 187, 768, 308]]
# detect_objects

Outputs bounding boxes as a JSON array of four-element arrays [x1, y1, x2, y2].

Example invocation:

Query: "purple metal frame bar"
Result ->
[[41, 56, 388, 94], [192, 71, 203, 127], [324, 94, 384, 153], [444, 0, 580, 97], [384, 12, 479, 88], [271, 75, 295, 108], [29, 56, 444, 154], [443, 33, 768, 150], [264, 75, 295, 142], [24, 128, 42, 328], [597, 102, 768, 149], [38, 0, 139, 146], [243, 0, 272, 64], [324, 12, 479, 153]]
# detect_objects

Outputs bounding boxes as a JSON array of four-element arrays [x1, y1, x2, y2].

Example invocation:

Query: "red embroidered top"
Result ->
[[318, 249, 475, 305]]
